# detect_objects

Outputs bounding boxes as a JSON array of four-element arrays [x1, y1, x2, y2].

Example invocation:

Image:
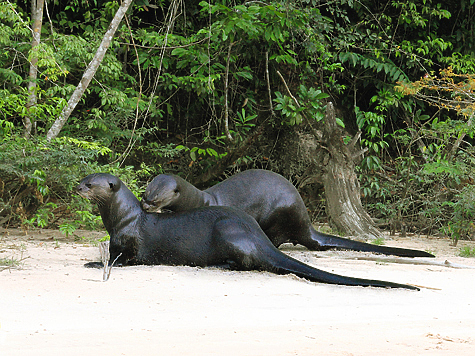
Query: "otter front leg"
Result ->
[[83, 240, 126, 269]]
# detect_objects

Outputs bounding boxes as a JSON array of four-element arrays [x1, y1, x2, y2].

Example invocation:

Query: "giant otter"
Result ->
[[77, 173, 419, 289], [141, 169, 433, 258]]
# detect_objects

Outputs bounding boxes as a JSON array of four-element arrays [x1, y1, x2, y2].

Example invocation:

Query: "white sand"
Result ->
[[1, 228, 475, 356]]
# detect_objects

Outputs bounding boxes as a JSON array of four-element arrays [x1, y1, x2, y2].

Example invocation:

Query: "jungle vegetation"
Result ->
[[1, 0, 475, 243]]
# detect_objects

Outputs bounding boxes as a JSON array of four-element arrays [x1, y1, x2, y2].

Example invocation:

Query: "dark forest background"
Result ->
[[1, 0, 475, 243]]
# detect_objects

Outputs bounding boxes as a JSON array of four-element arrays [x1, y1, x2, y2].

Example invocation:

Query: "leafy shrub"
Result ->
[[459, 246, 475, 258], [361, 141, 475, 243], [444, 185, 475, 244], [0, 136, 110, 227]]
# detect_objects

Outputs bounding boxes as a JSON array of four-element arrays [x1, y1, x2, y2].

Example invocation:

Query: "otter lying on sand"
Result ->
[[142, 169, 434, 258], [77, 173, 419, 290]]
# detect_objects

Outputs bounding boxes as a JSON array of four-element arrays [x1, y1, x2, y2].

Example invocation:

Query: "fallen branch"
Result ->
[[338, 255, 475, 269]]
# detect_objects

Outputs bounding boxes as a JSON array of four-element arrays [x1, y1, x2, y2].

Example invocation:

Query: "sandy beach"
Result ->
[[1, 228, 475, 355]]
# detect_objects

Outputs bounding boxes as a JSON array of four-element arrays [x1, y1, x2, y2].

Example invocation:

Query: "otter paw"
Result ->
[[84, 261, 104, 268]]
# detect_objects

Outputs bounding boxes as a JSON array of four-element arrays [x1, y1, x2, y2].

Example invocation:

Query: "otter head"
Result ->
[[76, 173, 122, 205], [141, 174, 180, 213]]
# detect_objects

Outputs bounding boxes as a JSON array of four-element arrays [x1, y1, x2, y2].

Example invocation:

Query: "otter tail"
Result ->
[[261, 250, 419, 290], [308, 230, 434, 258]]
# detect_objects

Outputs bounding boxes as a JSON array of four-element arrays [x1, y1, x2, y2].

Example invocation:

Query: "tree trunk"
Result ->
[[46, 0, 133, 141], [321, 102, 382, 240], [24, 0, 45, 138]]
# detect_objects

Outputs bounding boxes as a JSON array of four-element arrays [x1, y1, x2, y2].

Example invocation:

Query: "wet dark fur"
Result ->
[[141, 169, 434, 258], [78, 173, 419, 290]]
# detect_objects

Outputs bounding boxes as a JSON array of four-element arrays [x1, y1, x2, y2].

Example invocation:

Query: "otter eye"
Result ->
[[85, 183, 91, 188], [174, 189, 179, 193]]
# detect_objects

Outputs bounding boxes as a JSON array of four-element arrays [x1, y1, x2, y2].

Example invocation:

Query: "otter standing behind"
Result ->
[[141, 169, 434, 258], [77, 173, 419, 290]]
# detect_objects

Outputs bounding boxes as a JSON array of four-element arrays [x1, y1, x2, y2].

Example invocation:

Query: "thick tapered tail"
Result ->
[[264, 249, 419, 290], [311, 231, 434, 258]]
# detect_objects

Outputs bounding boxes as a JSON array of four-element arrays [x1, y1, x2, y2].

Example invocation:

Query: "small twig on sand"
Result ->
[[100, 241, 122, 281], [99, 241, 110, 281]]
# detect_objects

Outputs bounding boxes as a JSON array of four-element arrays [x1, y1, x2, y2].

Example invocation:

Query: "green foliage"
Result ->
[[274, 85, 329, 126], [76, 234, 110, 246], [24, 202, 58, 229], [75, 210, 103, 229], [58, 208, 103, 238], [0, 88, 68, 133], [0, 118, 14, 137], [370, 237, 385, 246], [338, 53, 407, 83], [362, 126, 475, 241], [274, 92, 306, 126], [177, 144, 227, 163], [0, 136, 110, 183], [232, 108, 257, 141], [444, 185, 475, 244], [28, 42, 69, 81], [59, 222, 78, 238], [355, 107, 387, 170], [0, 135, 111, 226], [459, 246, 475, 258], [0, 0, 138, 145], [30, 169, 49, 196]]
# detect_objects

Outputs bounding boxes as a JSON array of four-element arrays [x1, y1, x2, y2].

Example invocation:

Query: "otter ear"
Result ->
[[109, 180, 121, 192]]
